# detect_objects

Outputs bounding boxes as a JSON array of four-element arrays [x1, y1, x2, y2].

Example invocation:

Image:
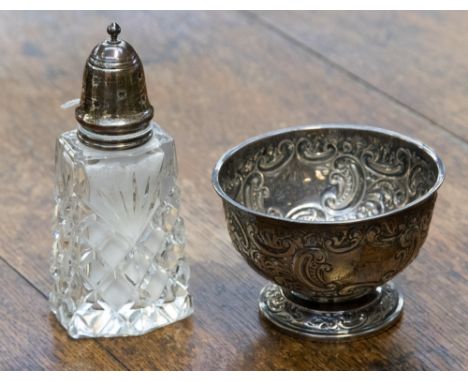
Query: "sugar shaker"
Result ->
[[50, 23, 192, 338]]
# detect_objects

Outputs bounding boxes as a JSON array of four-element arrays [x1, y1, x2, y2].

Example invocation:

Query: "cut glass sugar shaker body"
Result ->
[[50, 23, 193, 338]]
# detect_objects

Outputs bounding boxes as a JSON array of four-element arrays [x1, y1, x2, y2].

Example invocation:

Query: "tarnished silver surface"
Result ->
[[212, 124, 445, 340], [76, 22, 154, 150], [259, 282, 403, 340]]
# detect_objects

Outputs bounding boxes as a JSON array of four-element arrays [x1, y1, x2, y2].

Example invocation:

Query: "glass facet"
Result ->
[[50, 123, 192, 338]]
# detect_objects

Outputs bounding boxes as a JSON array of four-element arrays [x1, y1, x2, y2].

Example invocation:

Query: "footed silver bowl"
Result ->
[[212, 124, 445, 340]]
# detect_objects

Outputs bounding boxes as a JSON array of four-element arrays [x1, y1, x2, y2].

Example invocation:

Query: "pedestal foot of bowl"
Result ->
[[258, 282, 403, 341]]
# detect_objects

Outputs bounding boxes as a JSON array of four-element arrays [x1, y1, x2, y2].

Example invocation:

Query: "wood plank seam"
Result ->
[[243, 10, 468, 147], [0, 256, 130, 371]]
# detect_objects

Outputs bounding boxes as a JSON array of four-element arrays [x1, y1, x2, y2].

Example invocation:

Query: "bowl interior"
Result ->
[[217, 127, 441, 222]]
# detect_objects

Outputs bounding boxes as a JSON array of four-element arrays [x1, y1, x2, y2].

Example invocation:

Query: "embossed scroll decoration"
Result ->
[[220, 130, 438, 299], [224, 196, 435, 299], [222, 132, 437, 222], [216, 126, 443, 338]]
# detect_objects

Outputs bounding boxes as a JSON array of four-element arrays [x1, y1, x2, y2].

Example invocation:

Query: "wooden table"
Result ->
[[0, 11, 467, 370]]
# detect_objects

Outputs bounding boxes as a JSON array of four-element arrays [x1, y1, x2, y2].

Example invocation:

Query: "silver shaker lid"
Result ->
[[76, 22, 154, 149]]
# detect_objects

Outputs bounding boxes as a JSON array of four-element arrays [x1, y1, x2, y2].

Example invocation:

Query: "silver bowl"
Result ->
[[212, 124, 445, 340]]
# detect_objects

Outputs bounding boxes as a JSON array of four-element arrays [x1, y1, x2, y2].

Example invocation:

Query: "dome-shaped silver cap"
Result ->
[[76, 23, 154, 149]]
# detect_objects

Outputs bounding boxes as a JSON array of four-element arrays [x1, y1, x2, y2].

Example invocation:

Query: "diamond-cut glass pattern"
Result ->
[[50, 124, 192, 338]]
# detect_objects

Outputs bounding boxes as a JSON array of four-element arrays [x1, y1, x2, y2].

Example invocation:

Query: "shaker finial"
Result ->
[[107, 22, 121, 42]]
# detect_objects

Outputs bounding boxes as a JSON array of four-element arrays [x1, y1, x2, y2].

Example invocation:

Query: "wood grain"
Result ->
[[252, 10, 468, 142], [0, 259, 125, 370], [0, 10, 467, 370]]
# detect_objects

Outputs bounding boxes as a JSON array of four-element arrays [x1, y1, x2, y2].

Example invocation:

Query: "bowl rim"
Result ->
[[211, 124, 446, 225]]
